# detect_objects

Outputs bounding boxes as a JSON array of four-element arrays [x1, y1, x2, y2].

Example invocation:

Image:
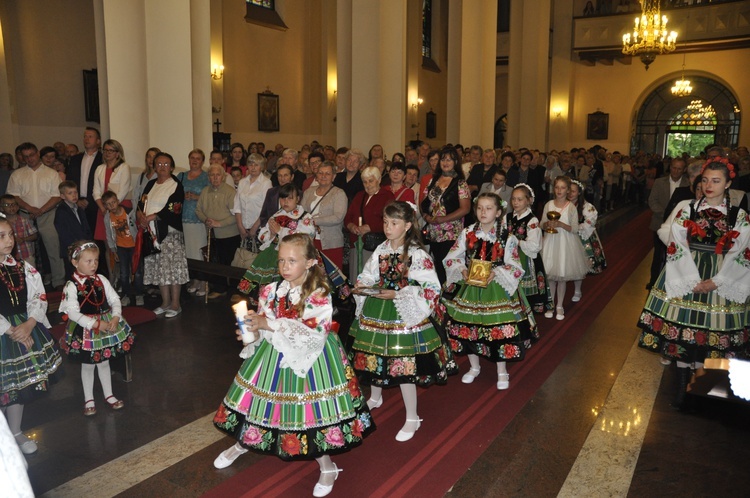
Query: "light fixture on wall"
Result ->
[[211, 64, 224, 80], [552, 106, 563, 119], [621, 0, 677, 70], [411, 98, 423, 140], [671, 55, 692, 97]]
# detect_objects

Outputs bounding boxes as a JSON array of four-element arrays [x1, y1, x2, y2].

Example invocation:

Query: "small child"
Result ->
[[102, 191, 143, 306], [54, 181, 92, 280], [507, 184, 553, 314], [213, 233, 374, 497], [440, 192, 537, 390], [230, 166, 243, 189], [0, 194, 38, 268], [58, 241, 135, 416], [540, 176, 589, 320], [350, 201, 456, 441], [568, 179, 607, 302], [0, 217, 61, 455]]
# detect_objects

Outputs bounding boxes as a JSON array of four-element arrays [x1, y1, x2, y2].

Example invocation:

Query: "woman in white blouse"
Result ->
[[93, 139, 131, 279]]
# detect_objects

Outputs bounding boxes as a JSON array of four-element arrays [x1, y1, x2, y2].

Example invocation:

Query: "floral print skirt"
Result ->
[[438, 280, 538, 362], [349, 298, 457, 387], [519, 252, 553, 313], [638, 250, 750, 362], [580, 230, 607, 274], [59, 312, 135, 364], [213, 331, 374, 461], [143, 231, 189, 286], [0, 313, 62, 406]]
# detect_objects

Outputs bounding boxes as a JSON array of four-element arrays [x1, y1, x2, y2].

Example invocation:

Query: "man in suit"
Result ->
[[66, 127, 102, 232], [54, 181, 92, 280], [507, 150, 545, 212], [647, 157, 688, 289]]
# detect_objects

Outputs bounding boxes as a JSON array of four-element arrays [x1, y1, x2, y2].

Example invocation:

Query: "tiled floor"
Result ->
[[18, 206, 750, 497]]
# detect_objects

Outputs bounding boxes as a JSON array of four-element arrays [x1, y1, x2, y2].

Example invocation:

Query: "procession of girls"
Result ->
[[212, 161, 613, 495]]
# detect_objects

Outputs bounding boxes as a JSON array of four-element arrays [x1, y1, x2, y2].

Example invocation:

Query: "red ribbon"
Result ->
[[683, 220, 707, 239], [715, 230, 740, 254]]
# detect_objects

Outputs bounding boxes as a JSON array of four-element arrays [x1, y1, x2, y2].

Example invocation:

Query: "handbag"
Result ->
[[231, 237, 259, 268], [140, 226, 161, 257], [359, 193, 386, 251]]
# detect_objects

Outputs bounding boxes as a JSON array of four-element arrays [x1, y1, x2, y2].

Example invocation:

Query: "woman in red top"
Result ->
[[344, 166, 395, 282], [386, 162, 415, 203]]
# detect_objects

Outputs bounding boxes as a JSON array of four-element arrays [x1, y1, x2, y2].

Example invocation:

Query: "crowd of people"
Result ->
[[1, 129, 749, 496]]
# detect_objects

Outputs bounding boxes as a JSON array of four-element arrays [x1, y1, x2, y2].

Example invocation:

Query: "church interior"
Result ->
[[1, 0, 749, 496]]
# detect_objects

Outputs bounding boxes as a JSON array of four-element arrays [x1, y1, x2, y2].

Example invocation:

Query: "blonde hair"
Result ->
[[278, 233, 331, 315]]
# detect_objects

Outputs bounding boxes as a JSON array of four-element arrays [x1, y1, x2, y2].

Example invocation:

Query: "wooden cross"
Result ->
[[213, 119, 222, 133]]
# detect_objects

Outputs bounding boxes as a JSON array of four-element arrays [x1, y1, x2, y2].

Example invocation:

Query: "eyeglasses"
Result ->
[[103, 148, 118, 153]]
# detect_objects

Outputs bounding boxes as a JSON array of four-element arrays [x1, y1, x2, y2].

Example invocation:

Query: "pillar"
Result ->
[[446, 0, 498, 147], [507, 0, 552, 150]]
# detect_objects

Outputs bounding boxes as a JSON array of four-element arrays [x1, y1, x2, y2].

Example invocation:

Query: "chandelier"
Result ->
[[622, 0, 677, 70], [671, 55, 692, 97]]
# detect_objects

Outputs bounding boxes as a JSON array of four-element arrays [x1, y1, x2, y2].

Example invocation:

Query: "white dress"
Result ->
[[541, 200, 589, 281]]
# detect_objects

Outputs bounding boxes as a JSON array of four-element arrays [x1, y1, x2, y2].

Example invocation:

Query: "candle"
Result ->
[[358, 216, 362, 226], [231, 300, 256, 345]]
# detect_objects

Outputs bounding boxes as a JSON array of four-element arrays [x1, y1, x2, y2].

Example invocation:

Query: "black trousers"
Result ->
[[211, 234, 241, 292], [649, 231, 666, 287]]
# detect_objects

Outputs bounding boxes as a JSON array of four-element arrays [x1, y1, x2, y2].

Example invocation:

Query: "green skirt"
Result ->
[[439, 280, 538, 362], [638, 250, 750, 362], [581, 231, 607, 274], [213, 331, 374, 461], [349, 297, 457, 387], [237, 247, 279, 297], [1, 313, 62, 406], [518, 251, 553, 313]]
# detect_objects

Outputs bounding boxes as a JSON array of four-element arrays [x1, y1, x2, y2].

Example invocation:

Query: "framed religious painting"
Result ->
[[258, 92, 280, 132], [587, 112, 608, 140]]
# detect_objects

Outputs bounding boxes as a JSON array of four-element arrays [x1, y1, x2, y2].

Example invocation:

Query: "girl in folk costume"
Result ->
[[638, 158, 750, 409], [506, 183, 553, 314], [237, 183, 352, 315], [213, 234, 374, 498], [438, 192, 537, 390], [59, 241, 135, 416], [568, 179, 607, 302], [0, 217, 61, 455], [541, 176, 590, 320], [350, 201, 455, 442], [237, 183, 317, 308]]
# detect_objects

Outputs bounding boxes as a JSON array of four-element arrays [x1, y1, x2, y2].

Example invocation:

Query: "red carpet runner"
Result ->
[[203, 211, 652, 498]]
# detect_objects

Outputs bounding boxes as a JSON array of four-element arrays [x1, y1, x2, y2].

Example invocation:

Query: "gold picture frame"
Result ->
[[466, 259, 492, 288]]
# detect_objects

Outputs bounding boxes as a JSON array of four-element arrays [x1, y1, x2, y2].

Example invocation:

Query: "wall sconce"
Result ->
[[552, 106, 563, 119], [411, 98, 423, 140], [411, 97, 423, 110], [211, 64, 224, 80]]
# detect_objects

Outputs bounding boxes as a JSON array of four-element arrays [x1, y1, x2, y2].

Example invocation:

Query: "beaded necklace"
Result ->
[[75, 272, 107, 309], [0, 259, 25, 306]]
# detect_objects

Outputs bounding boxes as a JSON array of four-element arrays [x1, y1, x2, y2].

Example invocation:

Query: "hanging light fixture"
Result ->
[[671, 54, 692, 97], [622, 0, 677, 70]]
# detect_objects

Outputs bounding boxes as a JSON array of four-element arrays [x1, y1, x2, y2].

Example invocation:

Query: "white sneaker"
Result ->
[[135, 295, 145, 306], [544, 310, 554, 319], [120, 296, 131, 307]]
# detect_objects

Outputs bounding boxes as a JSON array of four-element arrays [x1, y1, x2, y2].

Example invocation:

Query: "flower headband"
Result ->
[[72, 242, 98, 260], [701, 156, 736, 179], [571, 179, 585, 191], [513, 183, 535, 201]]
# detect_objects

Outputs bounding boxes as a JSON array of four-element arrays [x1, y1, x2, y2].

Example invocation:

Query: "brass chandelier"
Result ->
[[622, 0, 677, 70], [671, 55, 692, 97]]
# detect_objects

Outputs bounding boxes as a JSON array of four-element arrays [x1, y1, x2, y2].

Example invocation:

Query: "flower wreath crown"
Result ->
[[514, 183, 535, 201], [571, 179, 585, 191], [701, 156, 735, 179]]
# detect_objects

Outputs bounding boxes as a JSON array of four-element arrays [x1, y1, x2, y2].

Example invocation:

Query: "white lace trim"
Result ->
[[492, 266, 520, 295], [665, 276, 701, 300], [713, 274, 750, 304], [266, 318, 327, 378], [445, 261, 466, 286], [393, 286, 429, 328]]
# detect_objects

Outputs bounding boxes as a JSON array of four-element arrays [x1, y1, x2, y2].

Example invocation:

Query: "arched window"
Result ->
[[665, 101, 718, 157]]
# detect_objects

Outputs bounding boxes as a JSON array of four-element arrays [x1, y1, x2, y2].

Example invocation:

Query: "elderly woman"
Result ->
[[344, 166, 395, 282], [302, 161, 347, 268], [233, 153, 272, 242], [334, 148, 366, 204], [196, 163, 240, 299], [137, 152, 188, 318], [420, 147, 471, 284], [178, 149, 209, 295]]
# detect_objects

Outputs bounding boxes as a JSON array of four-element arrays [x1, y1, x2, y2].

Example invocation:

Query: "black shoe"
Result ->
[[646, 283, 653, 291], [671, 366, 695, 411]]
